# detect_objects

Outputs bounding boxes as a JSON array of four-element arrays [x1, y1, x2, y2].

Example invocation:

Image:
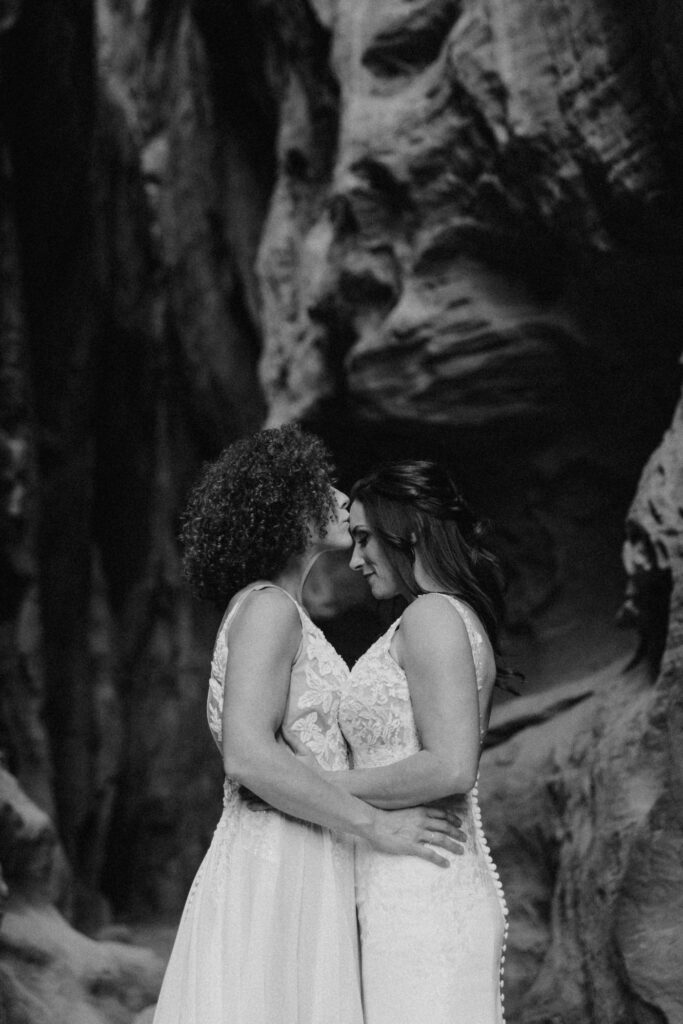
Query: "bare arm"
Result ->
[[221, 588, 461, 863], [331, 595, 481, 809]]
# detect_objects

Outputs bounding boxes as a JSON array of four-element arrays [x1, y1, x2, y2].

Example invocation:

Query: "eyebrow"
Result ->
[[350, 524, 369, 538]]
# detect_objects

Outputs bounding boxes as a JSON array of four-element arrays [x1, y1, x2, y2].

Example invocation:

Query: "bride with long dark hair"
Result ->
[[330, 460, 509, 1024]]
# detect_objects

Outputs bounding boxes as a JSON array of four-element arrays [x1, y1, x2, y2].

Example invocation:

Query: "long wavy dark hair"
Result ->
[[350, 460, 507, 664]]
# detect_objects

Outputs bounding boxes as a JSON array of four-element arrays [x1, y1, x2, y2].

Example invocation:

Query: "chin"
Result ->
[[367, 579, 390, 600]]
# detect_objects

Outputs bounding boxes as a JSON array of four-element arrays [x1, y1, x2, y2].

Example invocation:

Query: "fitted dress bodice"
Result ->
[[208, 585, 351, 773], [339, 595, 508, 1024], [339, 596, 490, 767]]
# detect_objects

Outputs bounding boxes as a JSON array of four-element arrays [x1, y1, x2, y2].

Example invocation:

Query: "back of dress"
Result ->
[[340, 594, 508, 1024], [153, 584, 362, 1024]]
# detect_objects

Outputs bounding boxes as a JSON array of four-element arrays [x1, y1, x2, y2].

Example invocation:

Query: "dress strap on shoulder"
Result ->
[[219, 583, 307, 646], [249, 582, 307, 620], [429, 593, 488, 692], [248, 584, 307, 661], [433, 592, 473, 621], [383, 616, 402, 646]]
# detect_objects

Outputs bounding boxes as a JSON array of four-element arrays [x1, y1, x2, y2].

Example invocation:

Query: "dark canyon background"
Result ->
[[1, 1, 683, 1021]]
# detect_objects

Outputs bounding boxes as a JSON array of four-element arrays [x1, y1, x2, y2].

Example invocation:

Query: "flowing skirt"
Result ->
[[153, 790, 363, 1024]]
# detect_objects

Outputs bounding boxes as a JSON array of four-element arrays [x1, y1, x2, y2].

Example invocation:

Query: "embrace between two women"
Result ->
[[153, 425, 509, 1024]]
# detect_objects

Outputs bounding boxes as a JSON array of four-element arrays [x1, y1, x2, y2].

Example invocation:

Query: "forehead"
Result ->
[[349, 499, 369, 529]]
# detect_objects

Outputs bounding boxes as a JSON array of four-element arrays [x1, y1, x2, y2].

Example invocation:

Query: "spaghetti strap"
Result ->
[[217, 583, 306, 663], [249, 582, 306, 615], [423, 593, 489, 691]]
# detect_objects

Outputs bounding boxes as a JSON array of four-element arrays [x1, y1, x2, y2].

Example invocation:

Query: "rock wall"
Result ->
[[480, 390, 683, 1023], [1, 0, 269, 919], [1, 0, 683, 1021], [258, 0, 683, 686]]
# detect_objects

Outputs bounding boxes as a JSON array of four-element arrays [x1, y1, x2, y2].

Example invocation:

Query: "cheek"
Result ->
[[370, 547, 391, 576], [375, 553, 401, 588]]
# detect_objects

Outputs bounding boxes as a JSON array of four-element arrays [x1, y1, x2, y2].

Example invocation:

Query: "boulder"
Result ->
[[0, 767, 164, 1024]]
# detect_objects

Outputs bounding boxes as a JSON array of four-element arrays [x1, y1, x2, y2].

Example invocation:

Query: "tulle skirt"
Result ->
[[153, 791, 363, 1024]]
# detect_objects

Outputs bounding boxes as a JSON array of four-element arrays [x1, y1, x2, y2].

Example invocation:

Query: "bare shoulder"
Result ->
[[395, 598, 475, 684], [230, 587, 301, 654], [401, 593, 471, 638]]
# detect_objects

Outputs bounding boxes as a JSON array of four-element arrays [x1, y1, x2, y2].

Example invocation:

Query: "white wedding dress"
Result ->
[[339, 595, 508, 1024], [152, 584, 363, 1024]]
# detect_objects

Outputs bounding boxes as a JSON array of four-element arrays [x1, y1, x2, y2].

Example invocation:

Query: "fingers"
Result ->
[[427, 807, 463, 828], [425, 816, 458, 835], [421, 829, 464, 856], [414, 844, 450, 868], [431, 835, 464, 856], [424, 816, 465, 845]]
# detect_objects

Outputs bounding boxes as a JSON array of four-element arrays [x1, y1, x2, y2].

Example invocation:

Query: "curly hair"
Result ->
[[180, 426, 336, 607]]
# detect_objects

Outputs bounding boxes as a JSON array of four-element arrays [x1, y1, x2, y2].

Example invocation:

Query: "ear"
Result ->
[[409, 531, 417, 543]]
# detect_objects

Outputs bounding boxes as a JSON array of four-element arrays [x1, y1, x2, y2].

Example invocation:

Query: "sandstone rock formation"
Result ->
[[1, 0, 683, 1021]]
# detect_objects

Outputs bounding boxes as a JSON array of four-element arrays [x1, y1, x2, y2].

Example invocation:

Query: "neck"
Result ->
[[412, 552, 445, 597], [272, 547, 325, 606]]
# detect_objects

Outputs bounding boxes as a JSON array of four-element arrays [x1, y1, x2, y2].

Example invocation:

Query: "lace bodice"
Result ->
[[207, 583, 351, 773], [339, 595, 491, 768]]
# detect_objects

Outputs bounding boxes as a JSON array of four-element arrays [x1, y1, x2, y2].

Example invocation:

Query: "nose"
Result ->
[[349, 543, 364, 572], [333, 487, 349, 510]]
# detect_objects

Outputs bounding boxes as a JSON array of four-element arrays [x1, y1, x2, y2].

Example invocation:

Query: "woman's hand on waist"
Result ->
[[366, 805, 466, 866]]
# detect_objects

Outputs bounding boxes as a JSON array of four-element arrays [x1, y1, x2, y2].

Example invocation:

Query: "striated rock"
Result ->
[[481, 389, 683, 1023], [256, 0, 683, 696], [259, 0, 683, 430], [1, 1, 683, 1020], [482, 653, 682, 1023]]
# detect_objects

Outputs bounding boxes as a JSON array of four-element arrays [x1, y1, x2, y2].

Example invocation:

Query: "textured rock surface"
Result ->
[[259, 0, 683, 424], [257, 0, 683, 690], [482, 655, 683, 1022], [479, 391, 683, 1023], [1, 0, 270, 921], [1, 0, 683, 1021], [0, 767, 164, 1024]]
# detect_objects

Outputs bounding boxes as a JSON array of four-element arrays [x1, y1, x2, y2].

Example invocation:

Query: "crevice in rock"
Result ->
[[363, 0, 463, 79]]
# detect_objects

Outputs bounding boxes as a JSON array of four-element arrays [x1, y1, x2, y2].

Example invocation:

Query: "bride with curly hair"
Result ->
[[152, 426, 461, 1024]]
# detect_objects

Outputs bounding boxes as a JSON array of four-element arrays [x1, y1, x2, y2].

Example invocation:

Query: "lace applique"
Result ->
[[339, 624, 418, 768], [291, 617, 351, 771], [206, 589, 351, 773], [207, 637, 227, 751]]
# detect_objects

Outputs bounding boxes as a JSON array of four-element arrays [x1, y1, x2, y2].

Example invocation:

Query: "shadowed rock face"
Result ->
[[259, 0, 683, 427], [257, 0, 683, 698], [1, 0, 683, 1021], [482, 393, 683, 1022]]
